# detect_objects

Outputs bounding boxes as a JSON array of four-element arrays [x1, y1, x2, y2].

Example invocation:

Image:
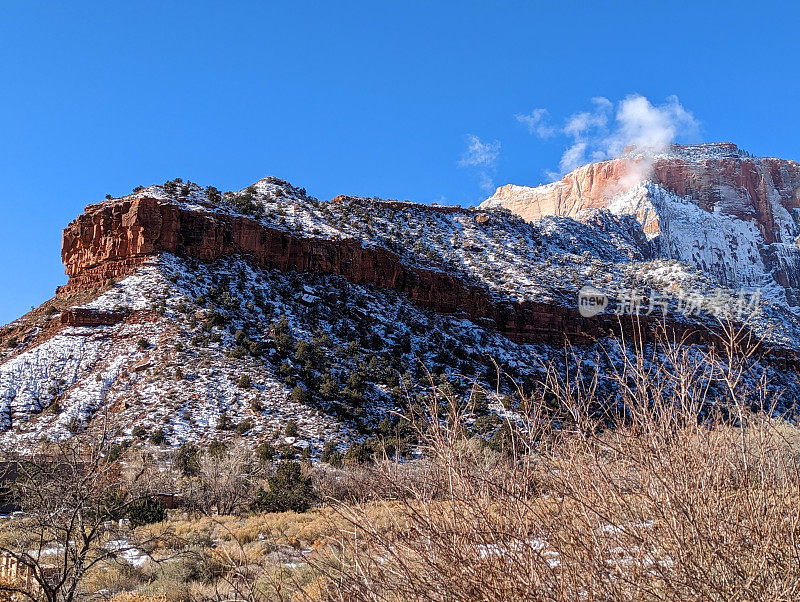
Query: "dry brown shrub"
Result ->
[[109, 593, 168, 602], [314, 325, 800, 601]]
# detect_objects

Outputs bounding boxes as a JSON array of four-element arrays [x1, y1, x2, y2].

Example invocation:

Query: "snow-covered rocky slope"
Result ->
[[482, 143, 800, 308], [0, 253, 575, 451], [1, 150, 799, 451]]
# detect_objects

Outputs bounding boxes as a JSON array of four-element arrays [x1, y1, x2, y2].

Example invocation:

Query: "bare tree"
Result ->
[[187, 440, 264, 515], [0, 435, 168, 601]]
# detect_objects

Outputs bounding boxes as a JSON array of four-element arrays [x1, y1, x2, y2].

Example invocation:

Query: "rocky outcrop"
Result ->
[[60, 308, 127, 327], [59, 197, 702, 348], [485, 144, 800, 229], [486, 159, 642, 221], [482, 144, 800, 302]]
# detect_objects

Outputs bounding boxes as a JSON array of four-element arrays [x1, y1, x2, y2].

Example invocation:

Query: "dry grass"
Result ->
[[315, 327, 800, 601], [7, 325, 798, 601]]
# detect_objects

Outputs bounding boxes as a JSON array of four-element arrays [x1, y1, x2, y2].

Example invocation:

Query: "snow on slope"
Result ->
[[609, 183, 768, 290], [0, 253, 559, 449], [4, 162, 800, 448]]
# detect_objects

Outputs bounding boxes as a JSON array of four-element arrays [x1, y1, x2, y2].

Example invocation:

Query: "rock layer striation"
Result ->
[[60, 197, 697, 348]]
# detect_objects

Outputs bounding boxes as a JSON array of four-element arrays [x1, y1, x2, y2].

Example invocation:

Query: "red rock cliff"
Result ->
[[483, 144, 800, 244], [59, 194, 800, 371], [61, 196, 711, 348]]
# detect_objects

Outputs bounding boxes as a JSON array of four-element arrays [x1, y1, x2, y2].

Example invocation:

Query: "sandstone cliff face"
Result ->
[[60, 308, 127, 327], [486, 144, 800, 231], [482, 144, 800, 302], [486, 159, 641, 221], [60, 197, 702, 348]]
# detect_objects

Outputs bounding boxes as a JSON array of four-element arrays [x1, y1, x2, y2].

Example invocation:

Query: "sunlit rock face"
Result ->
[[4, 161, 800, 450], [481, 143, 800, 304]]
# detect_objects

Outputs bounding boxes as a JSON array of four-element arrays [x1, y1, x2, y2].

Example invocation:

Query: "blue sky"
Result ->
[[1, 0, 799, 324]]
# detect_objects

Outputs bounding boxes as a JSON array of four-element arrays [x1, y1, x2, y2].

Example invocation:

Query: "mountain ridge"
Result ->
[[1, 145, 799, 450], [482, 143, 800, 305]]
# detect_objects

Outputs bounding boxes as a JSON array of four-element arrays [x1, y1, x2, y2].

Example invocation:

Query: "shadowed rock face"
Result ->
[[482, 143, 800, 303]]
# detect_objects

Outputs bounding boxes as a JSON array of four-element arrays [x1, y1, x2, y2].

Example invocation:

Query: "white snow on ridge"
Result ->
[[625, 184, 768, 289], [0, 332, 108, 428]]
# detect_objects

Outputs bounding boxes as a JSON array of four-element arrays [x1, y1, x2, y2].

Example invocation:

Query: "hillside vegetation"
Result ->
[[1, 331, 798, 601]]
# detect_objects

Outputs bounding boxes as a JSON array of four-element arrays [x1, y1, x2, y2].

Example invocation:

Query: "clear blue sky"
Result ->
[[1, 0, 799, 324]]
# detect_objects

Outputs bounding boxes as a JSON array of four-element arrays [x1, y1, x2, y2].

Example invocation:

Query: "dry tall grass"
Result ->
[[316, 326, 800, 601], [5, 324, 796, 601]]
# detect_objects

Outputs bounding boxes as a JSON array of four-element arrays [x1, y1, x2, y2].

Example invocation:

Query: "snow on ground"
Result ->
[[106, 539, 150, 567], [0, 252, 566, 450], [4, 160, 800, 449]]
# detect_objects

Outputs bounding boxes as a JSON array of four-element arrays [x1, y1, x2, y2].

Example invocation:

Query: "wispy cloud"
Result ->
[[517, 94, 700, 179], [458, 134, 501, 192], [515, 109, 556, 138], [458, 134, 501, 168]]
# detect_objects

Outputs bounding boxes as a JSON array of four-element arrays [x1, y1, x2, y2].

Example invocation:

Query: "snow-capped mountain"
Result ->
[[0, 146, 798, 451], [482, 143, 800, 306]]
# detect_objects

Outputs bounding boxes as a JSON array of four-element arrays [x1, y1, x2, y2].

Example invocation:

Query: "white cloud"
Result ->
[[609, 94, 699, 156], [478, 172, 496, 193], [458, 134, 500, 168], [516, 94, 700, 179], [590, 96, 613, 112], [515, 109, 556, 138], [563, 98, 611, 138], [459, 134, 501, 192], [560, 141, 589, 174]]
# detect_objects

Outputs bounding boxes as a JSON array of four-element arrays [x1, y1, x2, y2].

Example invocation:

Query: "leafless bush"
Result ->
[[316, 326, 800, 601], [182, 440, 266, 515], [313, 461, 451, 507], [0, 435, 177, 602]]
